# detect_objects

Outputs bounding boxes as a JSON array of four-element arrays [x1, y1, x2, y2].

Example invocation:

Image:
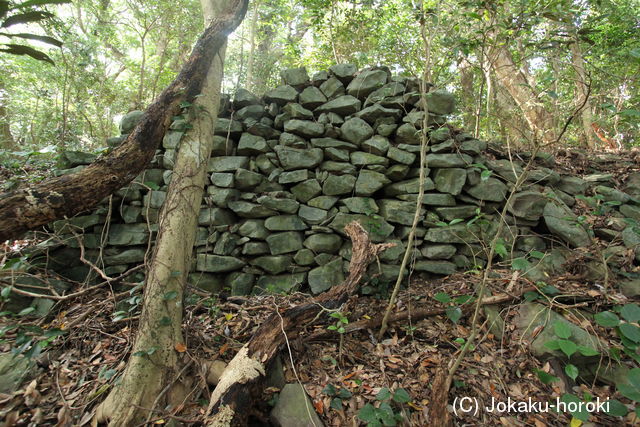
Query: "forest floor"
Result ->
[[1, 148, 639, 426], [0, 264, 638, 426]]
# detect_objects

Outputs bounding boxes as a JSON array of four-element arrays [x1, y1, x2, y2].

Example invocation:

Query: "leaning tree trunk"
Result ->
[[0, 0, 247, 243], [488, 42, 558, 145], [94, 1, 247, 426]]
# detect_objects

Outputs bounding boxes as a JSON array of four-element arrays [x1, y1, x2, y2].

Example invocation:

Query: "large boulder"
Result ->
[[543, 202, 591, 247]]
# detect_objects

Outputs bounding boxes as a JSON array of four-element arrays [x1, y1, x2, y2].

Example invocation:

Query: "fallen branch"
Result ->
[[205, 221, 394, 426], [305, 285, 536, 342]]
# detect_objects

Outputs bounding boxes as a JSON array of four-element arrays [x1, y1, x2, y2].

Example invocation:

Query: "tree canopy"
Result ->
[[0, 0, 638, 154]]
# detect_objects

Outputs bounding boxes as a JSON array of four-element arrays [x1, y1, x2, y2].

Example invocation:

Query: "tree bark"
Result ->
[[0, 0, 248, 243], [570, 39, 595, 149], [488, 41, 557, 145], [95, 1, 246, 425], [0, 80, 16, 150], [205, 222, 394, 426]]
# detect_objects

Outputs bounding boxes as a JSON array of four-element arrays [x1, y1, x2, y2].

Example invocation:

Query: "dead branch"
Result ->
[[204, 221, 394, 426]]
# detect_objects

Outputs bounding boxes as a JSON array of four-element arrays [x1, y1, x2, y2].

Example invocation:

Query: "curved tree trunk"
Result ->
[[488, 42, 557, 145], [0, 0, 247, 243], [95, 1, 247, 425]]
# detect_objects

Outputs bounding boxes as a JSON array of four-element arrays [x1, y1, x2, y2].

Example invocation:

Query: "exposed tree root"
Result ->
[[205, 221, 394, 426]]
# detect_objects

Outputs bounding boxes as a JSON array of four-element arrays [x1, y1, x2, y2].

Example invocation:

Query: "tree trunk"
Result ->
[[570, 39, 595, 149], [488, 42, 557, 145], [204, 222, 393, 425], [244, 0, 259, 91], [0, 0, 248, 243], [0, 80, 16, 150], [95, 1, 246, 425]]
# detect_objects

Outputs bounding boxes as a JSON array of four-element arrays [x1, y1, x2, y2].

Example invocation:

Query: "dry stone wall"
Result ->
[[45, 65, 640, 297]]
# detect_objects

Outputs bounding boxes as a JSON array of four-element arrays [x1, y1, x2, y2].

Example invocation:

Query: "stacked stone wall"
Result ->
[[45, 64, 640, 296]]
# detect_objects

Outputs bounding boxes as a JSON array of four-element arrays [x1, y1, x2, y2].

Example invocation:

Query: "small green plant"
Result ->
[[323, 383, 353, 411], [433, 291, 474, 324], [328, 311, 349, 334], [470, 163, 493, 181], [0, 323, 66, 359], [543, 321, 599, 382], [594, 303, 640, 363], [327, 311, 349, 362], [112, 282, 143, 322], [358, 387, 411, 426], [435, 218, 464, 227], [575, 194, 622, 216]]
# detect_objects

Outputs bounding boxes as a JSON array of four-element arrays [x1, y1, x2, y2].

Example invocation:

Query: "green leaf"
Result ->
[[453, 295, 473, 304], [18, 306, 35, 316], [553, 321, 572, 339], [1, 286, 11, 298], [449, 218, 463, 225], [445, 307, 462, 324], [145, 181, 160, 190], [337, 388, 352, 399], [619, 323, 640, 343], [1, 11, 53, 28], [594, 311, 620, 327], [327, 325, 337, 331], [544, 340, 560, 350], [322, 384, 338, 396], [480, 169, 492, 181], [43, 328, 66, 338], [378, 402, 397, 426], [323, 384, 337, 396], [493, 241, 507, 258], [564, 364, 579, 380], [604, 399, 628, 417], [630, 48, 640, 59], [376, 387, 391, 401], [557, 339, 577, 357], [530, 250, 545, 259], [163, 291, 178, 301], [560, 394, 589, 421], [618, 368, 640, 402], [0, 43, 53, 63], [330, 397, 343, 410], [577, 345, 600, 357], [535, 369, 559, 384], [618, 109, 640, 118], [5, 33, 62, 47], [392, 388, 411, 403], [434, 292, 451, 303], [18, 0, 71, 8], [358, 403, 378, 422], [539, 284, 560, 295], [621, 304, 640, 323], [511, 257, 530, 271]]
